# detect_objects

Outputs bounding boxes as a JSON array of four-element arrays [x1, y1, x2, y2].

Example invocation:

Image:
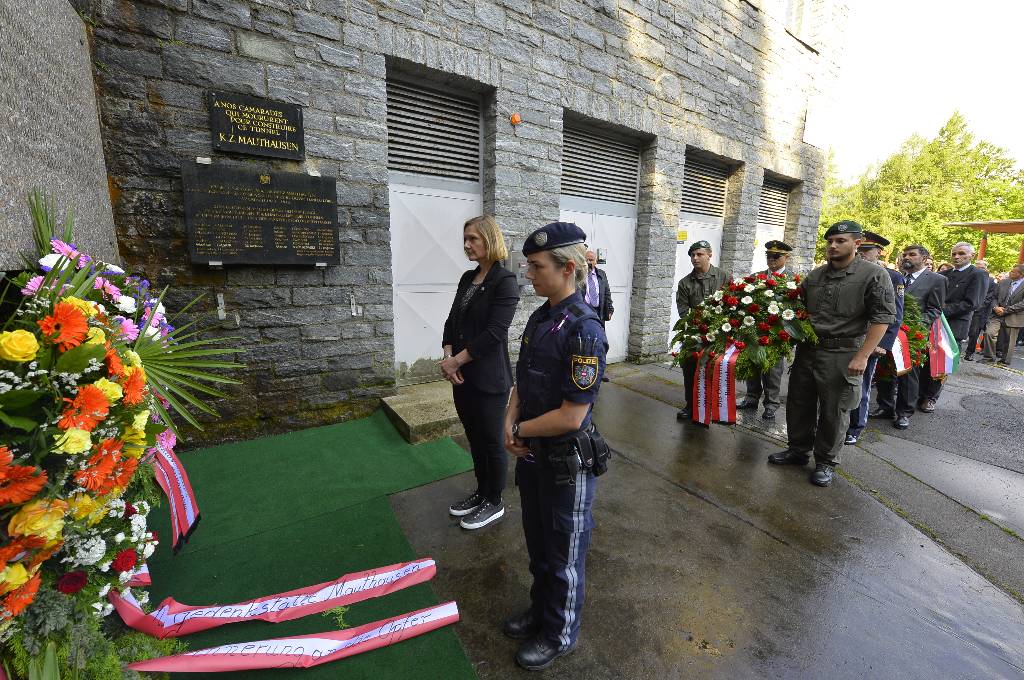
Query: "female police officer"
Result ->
[[502, 222, 609, 671]]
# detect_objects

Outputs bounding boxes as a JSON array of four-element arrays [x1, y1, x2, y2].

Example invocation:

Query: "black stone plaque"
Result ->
[[182, 164, 339, 266], [208, 91, 304, 160]]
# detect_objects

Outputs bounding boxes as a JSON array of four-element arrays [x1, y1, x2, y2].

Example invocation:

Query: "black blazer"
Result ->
[[941, 265, 987, 338], [442, 264, 520, 394], [578, 267, 614, 324]]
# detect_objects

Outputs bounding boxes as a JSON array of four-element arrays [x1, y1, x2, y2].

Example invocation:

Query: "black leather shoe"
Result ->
[[502, 610, 541, 640], [676, 407, 692, 421], [844, 433, 858, 445], [918, 399, 936, 413], [963, 355, 975, 362], [894, 415, 910, 430], [767, 449, 809, 466], [515, 637, 575, 671], [810, 463, 835, 487], [761, 407, 777, 420], [868, 408, 895, 419], [737, 397, 759, 410]]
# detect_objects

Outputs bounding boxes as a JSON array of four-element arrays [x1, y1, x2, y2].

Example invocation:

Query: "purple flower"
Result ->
[[21, 275, 45, 296], [114, 315, 140, 341], [94, 276, 122, 300]]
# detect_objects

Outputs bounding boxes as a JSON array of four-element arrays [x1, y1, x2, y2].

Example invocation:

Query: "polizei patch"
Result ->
[[571, 354, 598, 389]]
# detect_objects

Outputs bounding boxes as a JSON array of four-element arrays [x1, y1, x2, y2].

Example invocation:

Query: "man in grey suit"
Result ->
[[984, 264, 1024, 365], [918, 242, 987, 411], [873, 244, 946, 428]]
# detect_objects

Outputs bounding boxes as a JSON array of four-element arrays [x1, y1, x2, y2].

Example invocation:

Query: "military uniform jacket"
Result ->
[[676, 264, 731, 320], [904, 269, 947, 325], [803, 257, 896, 341], [516, 292, 608, 431]]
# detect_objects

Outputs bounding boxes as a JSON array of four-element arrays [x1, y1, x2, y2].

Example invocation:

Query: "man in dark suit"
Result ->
[[964, 259, 996, 361], [873, 244, 946, 428], [984, 264, 1024, 365], [581, 249, 614, 326], [918, 242, 987, 409]]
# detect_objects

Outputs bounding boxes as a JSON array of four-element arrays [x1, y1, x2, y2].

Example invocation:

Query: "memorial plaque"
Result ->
[[208, 91, 304, 160], [182, 164, 339, 266]]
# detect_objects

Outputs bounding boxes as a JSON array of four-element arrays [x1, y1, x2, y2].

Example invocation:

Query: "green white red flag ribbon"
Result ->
[[929, 313, 960, 379], [110, 558, 436, 638], [890, 329, 913, 376], [126, 601, 460, 672]]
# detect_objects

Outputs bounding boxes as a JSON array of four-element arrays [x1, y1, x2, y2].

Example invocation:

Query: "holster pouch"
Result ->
[[577, 424, 610, 477]]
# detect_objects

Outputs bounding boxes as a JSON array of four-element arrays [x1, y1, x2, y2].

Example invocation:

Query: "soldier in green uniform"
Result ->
[[675, 240, 732, 420], [768, 221, 896, 487]]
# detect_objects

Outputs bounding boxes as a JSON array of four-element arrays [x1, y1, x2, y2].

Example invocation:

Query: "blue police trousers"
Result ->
[[516, 456, 596, 651]]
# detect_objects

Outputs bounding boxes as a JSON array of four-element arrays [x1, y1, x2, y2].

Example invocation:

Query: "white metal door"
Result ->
[[669, 214, 724, 340], [390, 182, 482, 382], [752, 177, 793, 273], [560, 198, 637, 363]]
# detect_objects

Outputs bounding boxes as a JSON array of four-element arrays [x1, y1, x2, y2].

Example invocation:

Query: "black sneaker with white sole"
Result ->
[[449, 492, 484, 517], [460, 501, 504, 530]]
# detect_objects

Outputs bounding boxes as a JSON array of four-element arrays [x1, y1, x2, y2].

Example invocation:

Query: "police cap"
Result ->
[[522, 222, 587, 256], [764, 240, 793, 254], [859, 230, 890, 250], [823, 220, 864, 238], [688, 240, 712, 256]]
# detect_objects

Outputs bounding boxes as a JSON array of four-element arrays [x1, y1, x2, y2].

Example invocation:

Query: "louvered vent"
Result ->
[[680, 156, 730, 217], [757, 178, 792, 230], [560, 126, 640, 205], [386, 79, 480, 182]]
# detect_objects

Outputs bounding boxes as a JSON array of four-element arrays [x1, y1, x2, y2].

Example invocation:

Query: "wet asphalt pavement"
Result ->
[[391, 364, 1024, 678]]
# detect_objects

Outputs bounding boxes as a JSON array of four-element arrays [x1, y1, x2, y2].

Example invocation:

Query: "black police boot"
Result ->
[[767, 449, 809, 466], [894, 415, 910, 430], [761, 406, 777, 420], [515, 636, 575, 671], [502, 610, 541, 640], [676, 406, 692, 421], [737, 397, 759, 410], [810, 463, 835, 487]]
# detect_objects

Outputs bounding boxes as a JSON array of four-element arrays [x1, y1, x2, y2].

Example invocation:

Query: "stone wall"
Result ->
[[0, 0, 117, 270], [79, 0, 845, 443]]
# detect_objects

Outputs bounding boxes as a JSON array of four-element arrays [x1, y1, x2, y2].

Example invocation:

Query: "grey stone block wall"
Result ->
[[79, 0, 845, 442], [0, 0, 117, 269]]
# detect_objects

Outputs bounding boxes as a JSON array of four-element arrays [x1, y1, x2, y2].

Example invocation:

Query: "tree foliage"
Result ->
[[819, 112, 1024, 272]]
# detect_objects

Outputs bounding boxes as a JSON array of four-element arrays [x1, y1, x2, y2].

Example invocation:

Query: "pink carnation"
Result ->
[[21, 275, 45, 296], [115, 316, 140, 341], [94, 277, 122, 300]]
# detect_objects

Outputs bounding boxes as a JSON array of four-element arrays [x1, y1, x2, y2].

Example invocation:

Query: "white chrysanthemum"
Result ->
[[743, 284, 755, 293], [742, 316, 756, 326], [114, 532, 126, 543], [741, 296, 753, 305], [75, 536, 107, 566], [786, 281, 797, 290], [115, 295, 137, 314], [712, 290, 724, 301], [714, 306, 724, 314], [721, 323, 732, 332], [143, 542, 156, 559], [782, 309, 796, 320], [764, 290, 775, 298], [99, 561, 111, 573], [768, 302, 781, 314]]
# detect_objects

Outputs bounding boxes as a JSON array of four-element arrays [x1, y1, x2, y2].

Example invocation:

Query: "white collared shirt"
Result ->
[[955, 263, 972, 272]]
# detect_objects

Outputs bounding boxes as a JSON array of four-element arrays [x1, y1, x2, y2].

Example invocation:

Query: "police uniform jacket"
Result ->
[[904, 269, 947, 325], [676, 264, 731, 320], [516, 292, 607, 431], [941, 265, 988, 339], [878, 267, 906, 351], [442, 264, 520, 394], [803, 257, 896, 342]]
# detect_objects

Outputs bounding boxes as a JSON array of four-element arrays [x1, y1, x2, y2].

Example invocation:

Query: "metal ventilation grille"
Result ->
[[386, 80, 480, 182], [757, 178, 792, 229], [560, 126, 640, 205], [680, 156, 730, 217]]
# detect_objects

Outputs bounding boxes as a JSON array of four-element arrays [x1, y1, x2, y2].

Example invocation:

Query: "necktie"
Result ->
[[587, 271, 599, 307]]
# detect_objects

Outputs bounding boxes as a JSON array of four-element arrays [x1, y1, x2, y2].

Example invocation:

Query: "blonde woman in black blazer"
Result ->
[[440, 215, 520, 530]]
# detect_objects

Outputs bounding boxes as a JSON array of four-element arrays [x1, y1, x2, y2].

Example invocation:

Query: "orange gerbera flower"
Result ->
[[28, 540, 63, 569], [37, 301, 89, 352], [73, 448, 118, 493], [2, 573, 40, 619], [58, 384, 110, 431], [112, 456, 138, 490], [121, 368, 147, 406], [0, 536, 46, 567], [0, 466, 47, 506], [104, 344, 124, 377]]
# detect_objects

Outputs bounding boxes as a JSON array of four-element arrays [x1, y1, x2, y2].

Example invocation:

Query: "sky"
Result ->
[[827, 1, 1024, 181]]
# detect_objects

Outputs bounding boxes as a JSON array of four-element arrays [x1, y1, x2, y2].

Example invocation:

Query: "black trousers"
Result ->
[[965, 310, 989, 357], [682, 355, 697, 408], [452, 382, 508, 504]]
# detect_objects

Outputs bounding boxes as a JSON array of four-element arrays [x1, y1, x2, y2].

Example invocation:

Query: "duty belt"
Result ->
[[816, 336, 865, 349]]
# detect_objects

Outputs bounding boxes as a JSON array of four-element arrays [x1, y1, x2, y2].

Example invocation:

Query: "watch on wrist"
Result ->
[[512, 422, 520, 439]]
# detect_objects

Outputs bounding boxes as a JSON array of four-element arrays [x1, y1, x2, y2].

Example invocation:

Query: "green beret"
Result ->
[[823, 220, 864, 238], [688, 240, 712, 255]]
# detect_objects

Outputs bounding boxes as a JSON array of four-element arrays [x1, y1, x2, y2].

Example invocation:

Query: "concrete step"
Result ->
[[381, 379, 463, 444]]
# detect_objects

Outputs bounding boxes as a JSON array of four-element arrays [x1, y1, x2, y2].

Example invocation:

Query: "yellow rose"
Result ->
[[92, 378, 123, 403], [53, 428, 91, 455], [0, 563, 29, 595], [68, 493, 107, 526], [0, 330, 39, 362], [8, 499, 68, 542], [124, 350, 142, 367], [132, 409, 150, 430], [85, 327, 106, 345], [62, 296, 98, 318], [122, 427, 147, 459]]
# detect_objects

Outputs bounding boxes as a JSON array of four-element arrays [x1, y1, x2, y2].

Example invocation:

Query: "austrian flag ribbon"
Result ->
[[710, 344, 739, 424], [110, 558, 436, 638], [151, 445, 200, 553], [692, 352, 714, 427], [127, 601, 460, 672], [890, 330, 913, 376]]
